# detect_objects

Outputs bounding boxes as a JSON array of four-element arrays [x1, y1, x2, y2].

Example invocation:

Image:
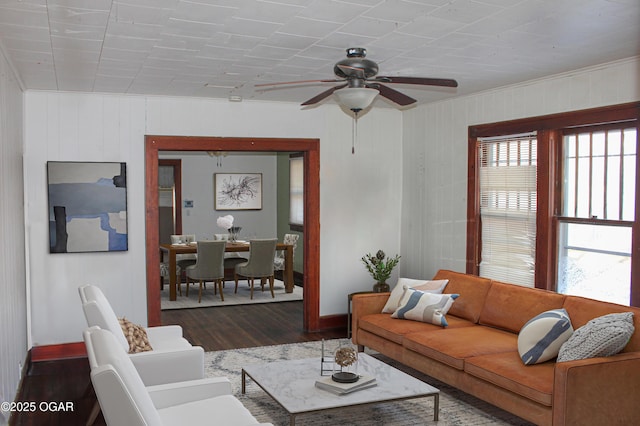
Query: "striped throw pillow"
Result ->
[[518, 308, 573, 365], [391, 286, 458, 326], [382, 278, 449, 313]]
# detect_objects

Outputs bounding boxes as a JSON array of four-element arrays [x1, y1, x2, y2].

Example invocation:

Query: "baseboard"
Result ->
[[317, 313, 347, 333], [31, 342, 87, 362]]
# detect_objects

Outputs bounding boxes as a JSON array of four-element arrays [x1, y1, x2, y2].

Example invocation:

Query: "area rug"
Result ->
[[205, 340, 535, 425], [161, 279, 303, 310]]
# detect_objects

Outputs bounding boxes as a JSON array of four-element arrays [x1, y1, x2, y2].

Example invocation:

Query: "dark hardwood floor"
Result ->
[[161, 300, 345, 351], [12, 300, 345, 425]]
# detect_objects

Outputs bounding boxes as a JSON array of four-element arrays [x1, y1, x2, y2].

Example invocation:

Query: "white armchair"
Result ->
[[78, 284, 205, 386], [84, 327, 272, 426]]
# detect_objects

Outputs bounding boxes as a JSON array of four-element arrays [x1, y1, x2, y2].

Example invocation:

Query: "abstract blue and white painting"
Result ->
[[47, 162, 128, 253]]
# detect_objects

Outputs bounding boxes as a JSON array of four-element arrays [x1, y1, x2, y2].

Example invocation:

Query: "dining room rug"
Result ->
[[161, 279, 303, 310], [205, 340, 535, 426]]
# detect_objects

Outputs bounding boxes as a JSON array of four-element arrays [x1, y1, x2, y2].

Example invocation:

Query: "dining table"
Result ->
[[160, 241, 295, 301]]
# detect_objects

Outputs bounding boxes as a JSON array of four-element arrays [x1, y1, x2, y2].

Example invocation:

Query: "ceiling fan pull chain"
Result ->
[[352, 110, 359, 154]]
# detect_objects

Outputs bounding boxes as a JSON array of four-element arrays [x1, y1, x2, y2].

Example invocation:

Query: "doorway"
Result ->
[[145, 135, 321, 331]]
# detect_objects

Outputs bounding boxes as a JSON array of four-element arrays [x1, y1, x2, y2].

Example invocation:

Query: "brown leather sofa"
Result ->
[[351, 269, 640, 425]]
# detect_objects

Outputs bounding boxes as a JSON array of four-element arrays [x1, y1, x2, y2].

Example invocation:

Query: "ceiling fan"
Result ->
[[256, 47, 458, 111]]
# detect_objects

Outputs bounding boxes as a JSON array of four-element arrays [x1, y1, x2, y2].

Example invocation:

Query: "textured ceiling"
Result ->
[[0, 0, 638, 109]]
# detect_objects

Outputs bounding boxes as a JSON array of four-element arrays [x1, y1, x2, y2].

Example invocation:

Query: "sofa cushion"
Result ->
[[358, 313, 474, 345], [432, 270, 492, 323], [146, 335, 192, 351], [381, 278, 449, 313], [518, 308, 573, 365], [557, 312, 635, 362], [562, 296, 640, 352], [359, 314, 440, 344], [465, 352, 555, 406], [479, 281, 565, 334], [391, 288, 458, 326], [158, 394, 260, 425], [403, 326, 517, 370]]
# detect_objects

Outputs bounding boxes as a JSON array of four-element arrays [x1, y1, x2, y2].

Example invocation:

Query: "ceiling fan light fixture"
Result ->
[[334, 87, 379, 111]]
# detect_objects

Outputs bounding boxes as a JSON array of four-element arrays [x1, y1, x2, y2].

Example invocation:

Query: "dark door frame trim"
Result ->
[[145, 135, 321, 331]]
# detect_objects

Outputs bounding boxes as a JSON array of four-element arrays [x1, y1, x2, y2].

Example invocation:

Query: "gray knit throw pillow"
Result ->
[[557, 312, 634, 362]]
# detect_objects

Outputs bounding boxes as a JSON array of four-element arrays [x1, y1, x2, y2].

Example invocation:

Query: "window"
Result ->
[[477, 134, 537, 286], [557, 126, 636, 304], [289, 154, 304, 230], [467, 102, 640, 306]]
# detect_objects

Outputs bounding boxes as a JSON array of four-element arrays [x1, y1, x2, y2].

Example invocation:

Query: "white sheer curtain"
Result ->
[[289, 156, 304, 226]]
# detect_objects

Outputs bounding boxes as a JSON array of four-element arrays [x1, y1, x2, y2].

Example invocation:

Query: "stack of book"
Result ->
[[315, 375, 377, 395]]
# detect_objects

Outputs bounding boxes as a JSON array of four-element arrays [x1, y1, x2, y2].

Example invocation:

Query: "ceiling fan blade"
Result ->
[[372, 83, 416, 106], [255, 79, 341, 88], [374, 76, 458, 87], [301, 83, 348, 106]]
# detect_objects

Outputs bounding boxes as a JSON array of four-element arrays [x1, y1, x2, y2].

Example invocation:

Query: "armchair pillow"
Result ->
[[382, 278, 449, 313], [557, 312, 635, 362], [518, 308, 573, 365], [391, 286, 458, 326], [119, 317, 153, 353]]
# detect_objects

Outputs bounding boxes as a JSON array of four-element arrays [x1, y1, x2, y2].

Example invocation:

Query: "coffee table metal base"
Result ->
[[241, 353, 439, 425]]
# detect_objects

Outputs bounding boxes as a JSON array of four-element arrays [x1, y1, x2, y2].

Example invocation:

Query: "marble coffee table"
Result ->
[[241, 352, 439, 425]]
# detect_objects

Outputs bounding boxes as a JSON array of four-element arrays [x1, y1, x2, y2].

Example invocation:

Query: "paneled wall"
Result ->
[[24, 95, 148, 347], [400, 57, 640, 280], [0, 50, 27, 419], [24, 94, 403, 345]]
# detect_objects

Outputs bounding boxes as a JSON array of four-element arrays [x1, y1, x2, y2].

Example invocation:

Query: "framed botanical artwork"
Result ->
[[47, 161, 128, 253], [214, 173, 263, 210]]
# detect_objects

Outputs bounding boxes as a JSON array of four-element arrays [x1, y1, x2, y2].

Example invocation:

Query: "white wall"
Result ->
[[0, 49, 27, 420], [400, 57, 640, 280], [161, 152, 279, 241], [24, 94, 403, 345]]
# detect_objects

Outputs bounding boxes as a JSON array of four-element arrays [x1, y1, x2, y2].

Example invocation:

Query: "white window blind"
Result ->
[[289, 156, 304, 226], [478, 133, 537, 286]]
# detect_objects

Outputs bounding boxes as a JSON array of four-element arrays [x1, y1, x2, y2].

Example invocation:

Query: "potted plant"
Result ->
[[361, 250, 401, 292]]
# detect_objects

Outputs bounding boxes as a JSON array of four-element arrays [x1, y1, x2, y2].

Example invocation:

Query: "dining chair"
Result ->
[[234, 239, 278, 299], [274, 233, 299, 272], [185, 240, 226, 302], [213, 233, 248, 282], [159, 262, 180, 290], [170, 234, 197, 295]]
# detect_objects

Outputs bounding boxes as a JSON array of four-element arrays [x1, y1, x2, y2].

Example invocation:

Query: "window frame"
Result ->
[[467, 101, 640, 306]]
